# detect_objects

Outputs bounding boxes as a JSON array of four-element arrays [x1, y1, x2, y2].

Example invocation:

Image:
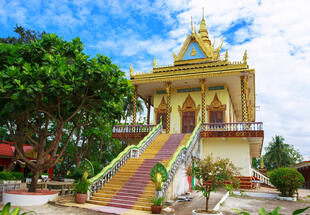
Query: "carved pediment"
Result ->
[[155, 97, 167, 113], [178, 94, 200, 113], [207, 93, 226, 111]]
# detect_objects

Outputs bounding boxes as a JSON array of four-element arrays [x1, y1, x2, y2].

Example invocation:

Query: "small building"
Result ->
[[0, 141, 54, 180], [293, 161, 310, 189]]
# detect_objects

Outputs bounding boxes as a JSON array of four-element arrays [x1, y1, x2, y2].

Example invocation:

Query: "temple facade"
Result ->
[[89, 12, 265, 209], [129, 13, 263, 177]]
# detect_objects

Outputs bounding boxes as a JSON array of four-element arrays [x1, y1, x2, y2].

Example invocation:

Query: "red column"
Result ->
[[48, 167, 53, 181]]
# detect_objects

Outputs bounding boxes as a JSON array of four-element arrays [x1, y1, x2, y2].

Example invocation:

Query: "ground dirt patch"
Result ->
[[220, 188, 310, 215]]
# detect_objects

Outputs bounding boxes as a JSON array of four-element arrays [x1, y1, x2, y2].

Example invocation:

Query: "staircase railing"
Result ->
[[252, 168, 273, 187], [89, 123, 162, 193], [162, 122, 202, 195], [113, 124, 156, 133]]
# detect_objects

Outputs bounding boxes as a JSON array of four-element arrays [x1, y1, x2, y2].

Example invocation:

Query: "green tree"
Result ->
[[0, 33, 131, 192], [122, 96, 144, 124], [263, 135, 303, 171], [0, 25, 45, 44]]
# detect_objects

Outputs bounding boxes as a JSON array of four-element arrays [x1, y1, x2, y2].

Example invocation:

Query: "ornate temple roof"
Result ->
[[130, 10, 252, 84]]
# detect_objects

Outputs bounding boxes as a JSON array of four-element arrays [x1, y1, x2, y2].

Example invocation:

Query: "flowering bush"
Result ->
[[187, 155, 240, 212], [269, 168, 304, 197]]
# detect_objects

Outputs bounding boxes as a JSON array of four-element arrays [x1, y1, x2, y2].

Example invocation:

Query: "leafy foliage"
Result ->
[[263, 136, 303, 171], [234, 206, 310, 215], [0, 202, 36, 215], [73, 178, 91, 194], [80, 158, 94, 179], [187, 155, 240, 212], [0, 32, 131, 192], [0, 171, 23, 181], [0, 25, 45, 45], [150, 162, 168, 191], [269, 167, 304, 197], [150, 196, 164, 206]]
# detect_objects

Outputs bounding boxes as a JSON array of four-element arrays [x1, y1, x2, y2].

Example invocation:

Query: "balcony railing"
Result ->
[[112, 124, 157, 139], [201, 122, 263, 138]]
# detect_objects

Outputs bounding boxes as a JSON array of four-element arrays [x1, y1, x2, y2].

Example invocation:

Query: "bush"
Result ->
[[67, 168, 83, 180], [12, 172, 23, 180], [0, 171, 23, 181], [73, 179, 91, 194], [269, 168, 304, 197], [0, 171, 11, 180]]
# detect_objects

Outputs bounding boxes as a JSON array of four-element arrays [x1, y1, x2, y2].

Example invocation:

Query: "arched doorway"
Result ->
[[207, 93, 226, 123], [155, 97, 168, 129], [178, 94, 200, 133]]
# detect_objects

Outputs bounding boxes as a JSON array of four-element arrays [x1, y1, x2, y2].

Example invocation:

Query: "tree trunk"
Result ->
[[206, 192, 210, 212], [28, 170, 40, 192]]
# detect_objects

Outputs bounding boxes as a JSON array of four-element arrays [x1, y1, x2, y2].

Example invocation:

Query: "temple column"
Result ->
[[240, 76, 249, 122], [200, 79, 206, 123], [165, 82, 171, 133], [146, 96, 151, 125], [132, 85, 138, 127]]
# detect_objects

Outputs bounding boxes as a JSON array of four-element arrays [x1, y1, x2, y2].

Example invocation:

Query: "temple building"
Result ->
[[89, 11, 265, 210], [129, 14, 263, 177]]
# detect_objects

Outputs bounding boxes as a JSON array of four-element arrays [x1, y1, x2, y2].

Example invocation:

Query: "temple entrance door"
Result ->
[[182, 111, 195, 133], [156, 112, 167, 129]]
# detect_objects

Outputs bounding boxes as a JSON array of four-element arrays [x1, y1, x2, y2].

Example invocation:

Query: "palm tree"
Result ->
[[263, 135, 303, 171], [122, 96, 144, 124]]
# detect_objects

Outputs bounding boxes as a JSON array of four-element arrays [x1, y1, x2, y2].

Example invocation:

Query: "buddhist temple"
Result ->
[[88, 10, 265, 211]]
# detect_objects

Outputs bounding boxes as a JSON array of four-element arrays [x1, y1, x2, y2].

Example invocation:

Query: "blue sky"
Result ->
[[1, 0, 310, 158]]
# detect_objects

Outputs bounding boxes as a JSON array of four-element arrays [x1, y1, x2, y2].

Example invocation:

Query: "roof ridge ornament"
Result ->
[[130, 64, 134, 77], [243, 50, 248, 64]]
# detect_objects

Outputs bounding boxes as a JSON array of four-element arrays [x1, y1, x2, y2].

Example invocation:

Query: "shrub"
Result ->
[[12, 172, 23, 180], [0, 171, 23, 181], [187, 155, 240, 212], [0, 171, 11, 180], [73, 179, 91, 194], [269, 167, 304, 197], [150, 196, 164, 206]]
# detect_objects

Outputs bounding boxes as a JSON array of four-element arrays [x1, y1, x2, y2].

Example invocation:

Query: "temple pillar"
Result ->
[[132, 85, 138, 127], [147, 96, 151, 125], [240, 76, 248, 122], [165, 82, 171, 133], [200, 79, 206, 123]]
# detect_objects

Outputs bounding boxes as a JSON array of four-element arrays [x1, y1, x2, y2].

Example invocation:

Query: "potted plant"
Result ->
[[150, 162, 168, 214], [74, 176, 91, 204], [187, 155, 240, 215], [74, 159, 94, 204], [269, 167, 304, 201], [151, 196, 164, 214]]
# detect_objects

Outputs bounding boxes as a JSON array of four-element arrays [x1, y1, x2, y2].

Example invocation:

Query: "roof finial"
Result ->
[[243, 50, 248, 64], [194, 22, 197, 34], [130, 64, 134, 77], [153, 58, 157, 68], [191, 16, 193, 34], [225, 50, 229, 61], [202, 7, 205, 20]]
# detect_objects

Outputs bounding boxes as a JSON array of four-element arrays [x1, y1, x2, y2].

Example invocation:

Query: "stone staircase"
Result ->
[[88, 133, 190, 211]]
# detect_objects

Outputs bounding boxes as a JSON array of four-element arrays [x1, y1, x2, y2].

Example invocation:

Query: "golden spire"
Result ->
[[225, 50, 228, 61], [130, 64, 134, 77], [191, 16, 193, 34], [199, 7, 211, 45], [153, 58, 157, 68], [243, 50, 248, 64]]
